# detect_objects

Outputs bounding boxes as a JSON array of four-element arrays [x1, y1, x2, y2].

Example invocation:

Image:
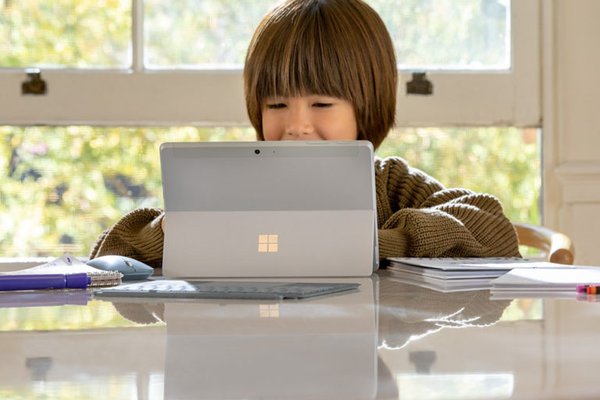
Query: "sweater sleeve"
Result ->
[[88, 207, 165, 268], [375, 157, 521, 259]]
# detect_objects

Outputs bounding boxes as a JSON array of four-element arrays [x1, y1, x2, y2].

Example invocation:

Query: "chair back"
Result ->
[[513, 222, 574, 265]]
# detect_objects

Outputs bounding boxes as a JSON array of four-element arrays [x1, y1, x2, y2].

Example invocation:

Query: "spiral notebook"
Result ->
[[0, 254, 122, 287]]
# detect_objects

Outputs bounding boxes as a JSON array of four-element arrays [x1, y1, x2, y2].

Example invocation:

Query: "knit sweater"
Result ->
[[89, 157, 520, 268]]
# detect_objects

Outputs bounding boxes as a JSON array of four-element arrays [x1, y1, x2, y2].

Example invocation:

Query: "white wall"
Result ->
[[544, 0, 600, 264]]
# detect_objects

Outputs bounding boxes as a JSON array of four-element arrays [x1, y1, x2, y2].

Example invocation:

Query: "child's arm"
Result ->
[[89, 208, 165, 268], [375, 158, 521, 259]]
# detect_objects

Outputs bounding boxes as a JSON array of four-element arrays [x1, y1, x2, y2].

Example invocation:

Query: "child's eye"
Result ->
[[313, 102, 333, 108], [265, 103, 286, 109]]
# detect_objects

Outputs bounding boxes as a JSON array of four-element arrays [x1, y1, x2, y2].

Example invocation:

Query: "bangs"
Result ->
[[252, 5, 353, 103]]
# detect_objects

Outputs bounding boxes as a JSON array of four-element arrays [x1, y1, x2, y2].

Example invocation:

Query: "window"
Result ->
[[0, 125, 539, 256], [0, 1, 541, 256], [0, 126, 254, 256], [0, 0, 540, 125]]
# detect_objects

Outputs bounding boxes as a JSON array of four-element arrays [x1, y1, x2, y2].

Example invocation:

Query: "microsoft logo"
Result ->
[[258, 234, 278, 253], [259, 304, 280, 318]]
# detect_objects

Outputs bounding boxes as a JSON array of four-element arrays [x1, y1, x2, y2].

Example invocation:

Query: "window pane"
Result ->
[[0, 126, 538, 257], [0, 126, 255, 257], [368, 0, 510, 69], [377, 127, 541, 224], [0, 0, 131, 68], [144, 0, 274, 68], [143, 0, 510, 70]]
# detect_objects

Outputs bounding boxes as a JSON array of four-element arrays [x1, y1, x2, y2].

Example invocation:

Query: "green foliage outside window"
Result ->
[[0, 0, 130, 68], [0, 126, 253, 256], [1, 0, 507, 69], [380, 127, 541, 224]]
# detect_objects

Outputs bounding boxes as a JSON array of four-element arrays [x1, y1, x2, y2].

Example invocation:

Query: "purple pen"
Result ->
[[0, 273, 90, 291]]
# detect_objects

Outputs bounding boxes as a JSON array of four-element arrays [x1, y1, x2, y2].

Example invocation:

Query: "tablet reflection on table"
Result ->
[[163, 277, 378, 400]]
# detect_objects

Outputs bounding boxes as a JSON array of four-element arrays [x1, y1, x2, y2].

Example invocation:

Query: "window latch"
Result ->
[[406, 72, 433, 95], [22, 68, 47, 95]]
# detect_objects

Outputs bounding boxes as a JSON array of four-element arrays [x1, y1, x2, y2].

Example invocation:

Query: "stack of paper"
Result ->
[[490, 267, 600, 298], [386, 257, 573, 293]]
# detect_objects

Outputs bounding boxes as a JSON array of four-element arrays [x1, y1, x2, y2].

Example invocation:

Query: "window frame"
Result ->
[[0, 0, 540, 128]]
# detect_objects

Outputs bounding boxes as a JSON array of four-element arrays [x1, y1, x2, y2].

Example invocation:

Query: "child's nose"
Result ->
[[285, 107, 315, 139]]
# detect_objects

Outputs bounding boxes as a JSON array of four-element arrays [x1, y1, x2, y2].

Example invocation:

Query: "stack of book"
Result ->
[[386, 257, 563, 293]]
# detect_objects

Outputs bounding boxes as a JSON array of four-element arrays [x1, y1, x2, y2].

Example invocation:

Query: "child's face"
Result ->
[[261, 95, 358, 141]]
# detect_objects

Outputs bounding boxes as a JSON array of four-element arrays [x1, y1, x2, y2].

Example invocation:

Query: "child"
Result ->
[[90, 0, 520, 267]]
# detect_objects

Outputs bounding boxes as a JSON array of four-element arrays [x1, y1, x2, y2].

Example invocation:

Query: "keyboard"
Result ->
[[93, 280, 360, 300]]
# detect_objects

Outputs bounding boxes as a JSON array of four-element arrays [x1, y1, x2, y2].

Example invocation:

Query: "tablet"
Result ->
[[160, 141, 378, 278]]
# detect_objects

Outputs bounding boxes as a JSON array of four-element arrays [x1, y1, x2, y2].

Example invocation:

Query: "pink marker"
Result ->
[[576, 285, 589, 293]]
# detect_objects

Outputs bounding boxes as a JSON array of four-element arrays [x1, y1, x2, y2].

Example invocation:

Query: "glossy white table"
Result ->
[[1, 270, 599, 399]]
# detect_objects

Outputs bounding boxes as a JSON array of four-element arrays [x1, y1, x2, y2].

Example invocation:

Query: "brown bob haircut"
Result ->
[[244, 0, 397, 150]]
